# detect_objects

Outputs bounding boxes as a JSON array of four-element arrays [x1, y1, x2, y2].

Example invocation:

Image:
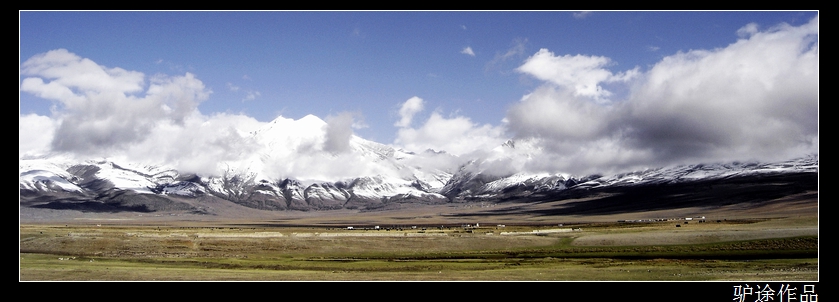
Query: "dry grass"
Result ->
[[20, 215, 818, 281], [19, 191, 818, 281]]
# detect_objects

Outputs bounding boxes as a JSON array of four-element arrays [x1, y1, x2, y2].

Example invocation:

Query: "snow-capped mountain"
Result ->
[[19, 115, 453, 212], [19, 115, 818, 214]]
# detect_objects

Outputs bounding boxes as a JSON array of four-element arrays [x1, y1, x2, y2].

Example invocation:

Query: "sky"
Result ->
[[19, 11, 819, 178]]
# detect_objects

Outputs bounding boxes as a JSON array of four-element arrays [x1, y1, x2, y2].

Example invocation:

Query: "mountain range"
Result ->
[[19, 115, 819, 215]]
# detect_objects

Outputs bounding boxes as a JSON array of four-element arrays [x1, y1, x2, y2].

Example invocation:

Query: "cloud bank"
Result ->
[[505, 15, 819, 175]]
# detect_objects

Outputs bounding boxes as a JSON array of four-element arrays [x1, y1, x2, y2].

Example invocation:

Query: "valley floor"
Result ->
[[20, 190, 818, 281], [20, 214, 818, 281]]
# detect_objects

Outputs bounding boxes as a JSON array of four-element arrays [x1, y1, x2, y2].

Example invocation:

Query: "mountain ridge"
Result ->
[[19, 114, 818, 214], [19, 150, 818, 213]]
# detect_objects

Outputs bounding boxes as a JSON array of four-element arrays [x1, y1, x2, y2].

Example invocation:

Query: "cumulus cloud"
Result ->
[[461, 46, 476, 56], [18, 50, 256, 176], [19, 50, 396, 182], [21, 49, 145, 96], [622, 15, 818, 165], [505, 14, 819, 175], [20, 49, 210, 155], [517, 48, 639, 101], [121, 112, 263, 176], [242, 114, 400, 181], [395, 110, 506, 157], [737, 22, 759, 38], [507, 86, 613, 142], [19, 113, 57, 158], [19, 50, 410, 182], [323, 112, 358, 154], [395, 96, 424, 128], [394, 97, 506, 156]]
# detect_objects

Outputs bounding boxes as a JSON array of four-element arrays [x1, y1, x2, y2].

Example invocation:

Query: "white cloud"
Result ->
[[573, 11, 592, 19], [120, 112, 263, 176], [505, 14, 819, 175], [21, 49, 146, 96], [20, 77, 84, 104], [737, 22, 759, 38], [227, 82, 240, 91], [394, 96, 505, 156], [461, 46, 475, 56], [243, 90, 260, 102], [507, 86, 612, 142], [19, 113, 57, 158], [19, 50, 405, 181], [517, 48, 639, 101], [395, 96, 424, 128], [623, 15, 818, 165], [395, 111, 506, 156], [485, 38, 527, 72], [323, 112, 357, 154], [20, 49, 210, 156]]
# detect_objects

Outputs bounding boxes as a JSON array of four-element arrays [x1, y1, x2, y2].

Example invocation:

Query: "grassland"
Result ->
[[19, 215, 818, 281]]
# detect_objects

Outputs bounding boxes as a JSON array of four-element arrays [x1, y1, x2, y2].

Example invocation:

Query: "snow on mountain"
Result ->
[[480, 172, 568, 194], [19, 156, 82, 193], [439, 137, 565, 199], [91, 161, 158, 194], [19, 169, 83, 193], [19, 114, 817, 213], [349, 174, 445, 200], [439, 138, 818, 201], [575, 154, 819, 189], [19, 155, 208, 198]]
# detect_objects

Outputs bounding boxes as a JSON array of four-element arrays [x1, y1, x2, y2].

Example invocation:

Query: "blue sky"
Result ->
[[20, 11, 819, 176]]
